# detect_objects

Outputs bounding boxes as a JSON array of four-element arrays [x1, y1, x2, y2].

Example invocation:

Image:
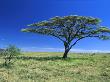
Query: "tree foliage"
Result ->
[[21, 15, 110, 58]]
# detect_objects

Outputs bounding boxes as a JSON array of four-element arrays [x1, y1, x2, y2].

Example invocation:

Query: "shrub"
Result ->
[[1, 45, 21, 65]]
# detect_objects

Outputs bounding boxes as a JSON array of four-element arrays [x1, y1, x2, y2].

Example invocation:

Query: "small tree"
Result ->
[[2, 45, 21, 65], [21, 15, 110, 58]]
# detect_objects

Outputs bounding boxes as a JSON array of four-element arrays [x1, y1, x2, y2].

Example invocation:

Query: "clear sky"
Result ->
[[0, 0, 110, 52]]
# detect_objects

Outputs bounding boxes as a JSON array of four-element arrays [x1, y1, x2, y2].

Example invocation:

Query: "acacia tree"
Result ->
[[21, 15, 110, 58]]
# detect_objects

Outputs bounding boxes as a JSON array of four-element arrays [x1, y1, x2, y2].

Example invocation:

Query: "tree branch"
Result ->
[[69, 35, 100, 50], [69, 37, 84, 49], [52, 35, 65, 42]]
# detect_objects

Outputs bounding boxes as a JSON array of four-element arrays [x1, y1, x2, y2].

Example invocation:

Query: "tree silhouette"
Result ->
[[21, 15, 110, 58]]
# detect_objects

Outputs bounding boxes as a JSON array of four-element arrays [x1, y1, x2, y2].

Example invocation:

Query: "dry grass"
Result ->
[[0, 52, 110, 82]]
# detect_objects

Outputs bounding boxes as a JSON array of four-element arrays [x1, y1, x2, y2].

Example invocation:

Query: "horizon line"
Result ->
[[21, 47, 110, 53]]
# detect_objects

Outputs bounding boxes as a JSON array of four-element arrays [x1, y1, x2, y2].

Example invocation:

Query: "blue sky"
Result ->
[[0, 0, 110, 52]]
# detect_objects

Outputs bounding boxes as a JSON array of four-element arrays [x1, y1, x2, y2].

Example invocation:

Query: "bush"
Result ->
[[1, 45, 21, 65], [0, 49, 5, 57]]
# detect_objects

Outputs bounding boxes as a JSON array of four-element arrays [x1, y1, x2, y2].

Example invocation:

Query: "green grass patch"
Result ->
[[0, 52, 110, 82]]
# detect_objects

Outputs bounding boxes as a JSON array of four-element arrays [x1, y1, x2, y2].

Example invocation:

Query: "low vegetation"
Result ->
[[0, 52, 110, 82], [0, 45, 21, 66]]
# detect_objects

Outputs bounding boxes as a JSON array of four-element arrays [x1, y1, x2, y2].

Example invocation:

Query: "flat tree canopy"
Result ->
[[21, 15, 110, 58]]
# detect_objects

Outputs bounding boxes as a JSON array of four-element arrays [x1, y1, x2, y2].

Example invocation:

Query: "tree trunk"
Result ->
[[63, 49, 70, 59]]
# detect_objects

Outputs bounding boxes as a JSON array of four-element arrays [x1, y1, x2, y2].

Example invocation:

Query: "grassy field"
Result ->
[[0, 52, 110, 82]]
